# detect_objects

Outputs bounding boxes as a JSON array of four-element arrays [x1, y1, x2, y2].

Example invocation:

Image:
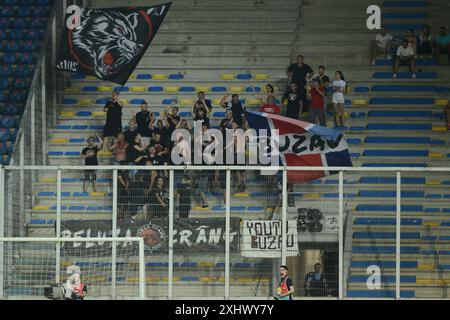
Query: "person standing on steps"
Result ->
[[102, 91, 123, 151]]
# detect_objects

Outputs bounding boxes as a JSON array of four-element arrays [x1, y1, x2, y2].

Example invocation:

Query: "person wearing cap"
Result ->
[[393, 39, 417, 79]]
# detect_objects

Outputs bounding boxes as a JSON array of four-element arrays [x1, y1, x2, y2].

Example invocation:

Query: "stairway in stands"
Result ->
[[297, 0, 450, 298], [0, 0, 53, 165]]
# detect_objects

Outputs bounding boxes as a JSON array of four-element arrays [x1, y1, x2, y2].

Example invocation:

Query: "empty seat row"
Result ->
[[75, 85, 267, 94], [0, 52, 36, 64], [37, 191, 112, 198], [373, 72, 437, 79], [70, 72, 270, 81], [0, 40, 41, 52], [0, 6, 50, 17], [0, 89, 27, 102], [0, 0, 51, 6], [0, 16, 47, 29], [0, 64, 36, 77], [0, 29, 43, 40]]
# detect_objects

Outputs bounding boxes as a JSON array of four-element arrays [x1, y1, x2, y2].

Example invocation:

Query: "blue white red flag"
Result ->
[[245, 111, 353, 182]]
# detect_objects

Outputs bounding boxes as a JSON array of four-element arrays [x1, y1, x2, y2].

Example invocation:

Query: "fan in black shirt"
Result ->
[[81, 134, 102, 193], [220, 93, 245, 127], [123, 119, 138, 144], [102, 91, 123, 151], [287, 55, 314, 89], [283, 83, 304, 119], [134, 102, 153, 145]]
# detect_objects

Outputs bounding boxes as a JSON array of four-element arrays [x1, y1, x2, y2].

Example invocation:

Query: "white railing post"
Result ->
[[281, 169, 288, 265], [41, 55, 47, 166], [139, 238, 145, 300], [396, 171, 401, 299], [55, 169, 62, 283], [51, 16, 57, 129], [112, 169, 118, 299], [225, 170, 231, 299], [338, 171, 344, 300], [19, 135, 24, 233], [31, 93, 35, 166], [0, 167, 5, 299], [168, 170, 174, 299]]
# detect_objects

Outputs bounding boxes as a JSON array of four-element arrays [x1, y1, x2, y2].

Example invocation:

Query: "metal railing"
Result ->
[[0, 165, 449, 299]]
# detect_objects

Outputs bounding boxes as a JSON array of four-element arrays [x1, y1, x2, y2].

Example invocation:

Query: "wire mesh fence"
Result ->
[[1, 166, 450, 300]]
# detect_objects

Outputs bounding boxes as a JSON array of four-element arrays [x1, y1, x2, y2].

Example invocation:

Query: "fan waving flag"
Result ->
[[245, 111, 353, 182], [56, 3, 172, 85]]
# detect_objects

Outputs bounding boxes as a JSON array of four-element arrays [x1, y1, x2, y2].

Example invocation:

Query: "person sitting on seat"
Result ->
[[393, 39, 417, 79], [371, 26, 394, 65]]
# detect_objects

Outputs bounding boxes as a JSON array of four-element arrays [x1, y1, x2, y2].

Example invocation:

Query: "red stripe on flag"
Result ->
[[284, 153, 325, 183], [268, 115, 308, 135]]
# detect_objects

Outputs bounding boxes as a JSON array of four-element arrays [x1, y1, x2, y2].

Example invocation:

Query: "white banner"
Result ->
[[241, 220, 299, 258]]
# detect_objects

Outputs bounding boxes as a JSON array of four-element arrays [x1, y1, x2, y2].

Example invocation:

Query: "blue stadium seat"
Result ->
[[373, 72, 437, 79], [137, 74, 151, 80], [168, 73, 184, 80], [370, 97, 434, 105], [148, 86, 163, 92], [211, 86, 227, 92], [179, 86, 195, 92], [365, 137, 430, 144], [236, 73, 252, 80], [367, 123, 431, 131]]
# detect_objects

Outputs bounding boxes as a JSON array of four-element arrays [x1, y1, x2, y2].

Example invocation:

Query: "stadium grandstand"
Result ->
[[0, 0, 450, 301]]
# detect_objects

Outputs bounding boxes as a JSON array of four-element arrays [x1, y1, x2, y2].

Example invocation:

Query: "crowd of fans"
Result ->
[[77, 24, 450, 220], [79, 53, 349, 220]]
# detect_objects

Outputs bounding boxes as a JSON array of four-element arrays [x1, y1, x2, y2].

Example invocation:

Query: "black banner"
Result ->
[[56, 3, 171, 85], [60, 218, 240, 254]]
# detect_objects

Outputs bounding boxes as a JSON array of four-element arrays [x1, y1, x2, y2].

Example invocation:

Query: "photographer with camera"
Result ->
[[274, 265, 295, 300]]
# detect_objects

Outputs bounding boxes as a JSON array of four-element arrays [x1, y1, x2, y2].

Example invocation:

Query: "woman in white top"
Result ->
[[332, 71, 346, 127]]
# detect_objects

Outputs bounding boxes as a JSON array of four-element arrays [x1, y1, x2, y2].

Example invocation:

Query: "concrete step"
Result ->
[[153, 31, 296, 43], [158, 19, 298, 31]]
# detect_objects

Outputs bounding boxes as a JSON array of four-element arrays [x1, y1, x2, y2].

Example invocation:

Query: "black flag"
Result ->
[[56, 3, 171, 85]]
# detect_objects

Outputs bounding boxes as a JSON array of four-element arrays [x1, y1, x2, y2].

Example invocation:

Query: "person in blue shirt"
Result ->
[[436, 26, 450, 60]]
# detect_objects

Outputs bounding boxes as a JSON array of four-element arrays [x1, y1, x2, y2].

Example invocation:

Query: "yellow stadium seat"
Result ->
[[64, 87, 80, 92], [98, 86, 113, 92], [352, 99, 368, 105], [246, 98, 261, 106], [51, 138, 68, 143], [229, 86, 243, 93], [179, 98, 193, 106], [429, 152, 444, 158], [146, 276, 161, 282], [120, 100, 128, 105], [130, 87, 145, 92], [254, 74, 268, 80], [423, 221, 439, 227], [233, 193, 249, 197], [426, 179, 440, 185], [304, 193, 320, 198], [194, 206, 210, 211], [33, 205, 49, 210], [198, 262, 214, 268], [97, 151, 112, 157], [90, 192, 106, 197], [85, 76, 97, 81], [165, 86, 179, 93], [153, 74, 167, 80], [79, 99, 93, 105], [60, 111, 75, 117], [432, 126, 447, 132], [128, 74, 136, 80], [221, 74, 234, 80], [196, 86, 210, 93], [212, 99, 222, 105], [200, 277, 213, 282], [92, 111, 106, 117], [435, 99, 449, 106], [40, 178, 56, 183], [418, 264, 434, 271], [237, 277, 253, 283]]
